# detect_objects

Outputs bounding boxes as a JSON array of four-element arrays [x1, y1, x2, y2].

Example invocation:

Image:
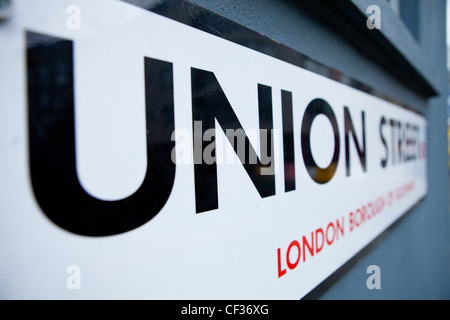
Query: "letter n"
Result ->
[[191, 68, 275, 213]]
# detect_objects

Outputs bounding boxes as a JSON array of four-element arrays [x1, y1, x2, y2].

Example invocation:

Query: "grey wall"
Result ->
[[189, 0, 450, 299]]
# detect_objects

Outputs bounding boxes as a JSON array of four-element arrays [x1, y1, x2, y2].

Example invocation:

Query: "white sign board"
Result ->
[[0, 0, 427, 299]]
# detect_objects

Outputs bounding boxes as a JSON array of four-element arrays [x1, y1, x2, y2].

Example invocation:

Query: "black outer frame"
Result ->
[[124, 0, 430, 116]]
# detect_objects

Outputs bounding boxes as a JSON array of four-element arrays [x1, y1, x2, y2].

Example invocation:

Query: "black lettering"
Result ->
[[344, 106, 366, 176], [191, 68, 275, 213], [389, 119, 397, 165], [281, 90, 296, 192], [301, 99, 340, 184], [380, 116, 388, 168], [27, 32, 176, 236]]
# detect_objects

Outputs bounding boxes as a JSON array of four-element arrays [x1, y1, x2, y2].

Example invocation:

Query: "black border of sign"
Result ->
[[124, 0, 424, 116], [122, 0, 427, 299]]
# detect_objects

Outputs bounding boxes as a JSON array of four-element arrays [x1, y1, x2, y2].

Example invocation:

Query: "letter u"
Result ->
[[27, 32, 176, 236]]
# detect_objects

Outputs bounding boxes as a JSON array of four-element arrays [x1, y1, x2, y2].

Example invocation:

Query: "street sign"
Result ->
[[0, 0, 427, 299]]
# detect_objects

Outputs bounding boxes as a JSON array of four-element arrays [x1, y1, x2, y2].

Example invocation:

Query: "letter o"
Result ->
[[286, 240, 301, 269], [326, 222, 335, 245], [301, 99, 340, 184]]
